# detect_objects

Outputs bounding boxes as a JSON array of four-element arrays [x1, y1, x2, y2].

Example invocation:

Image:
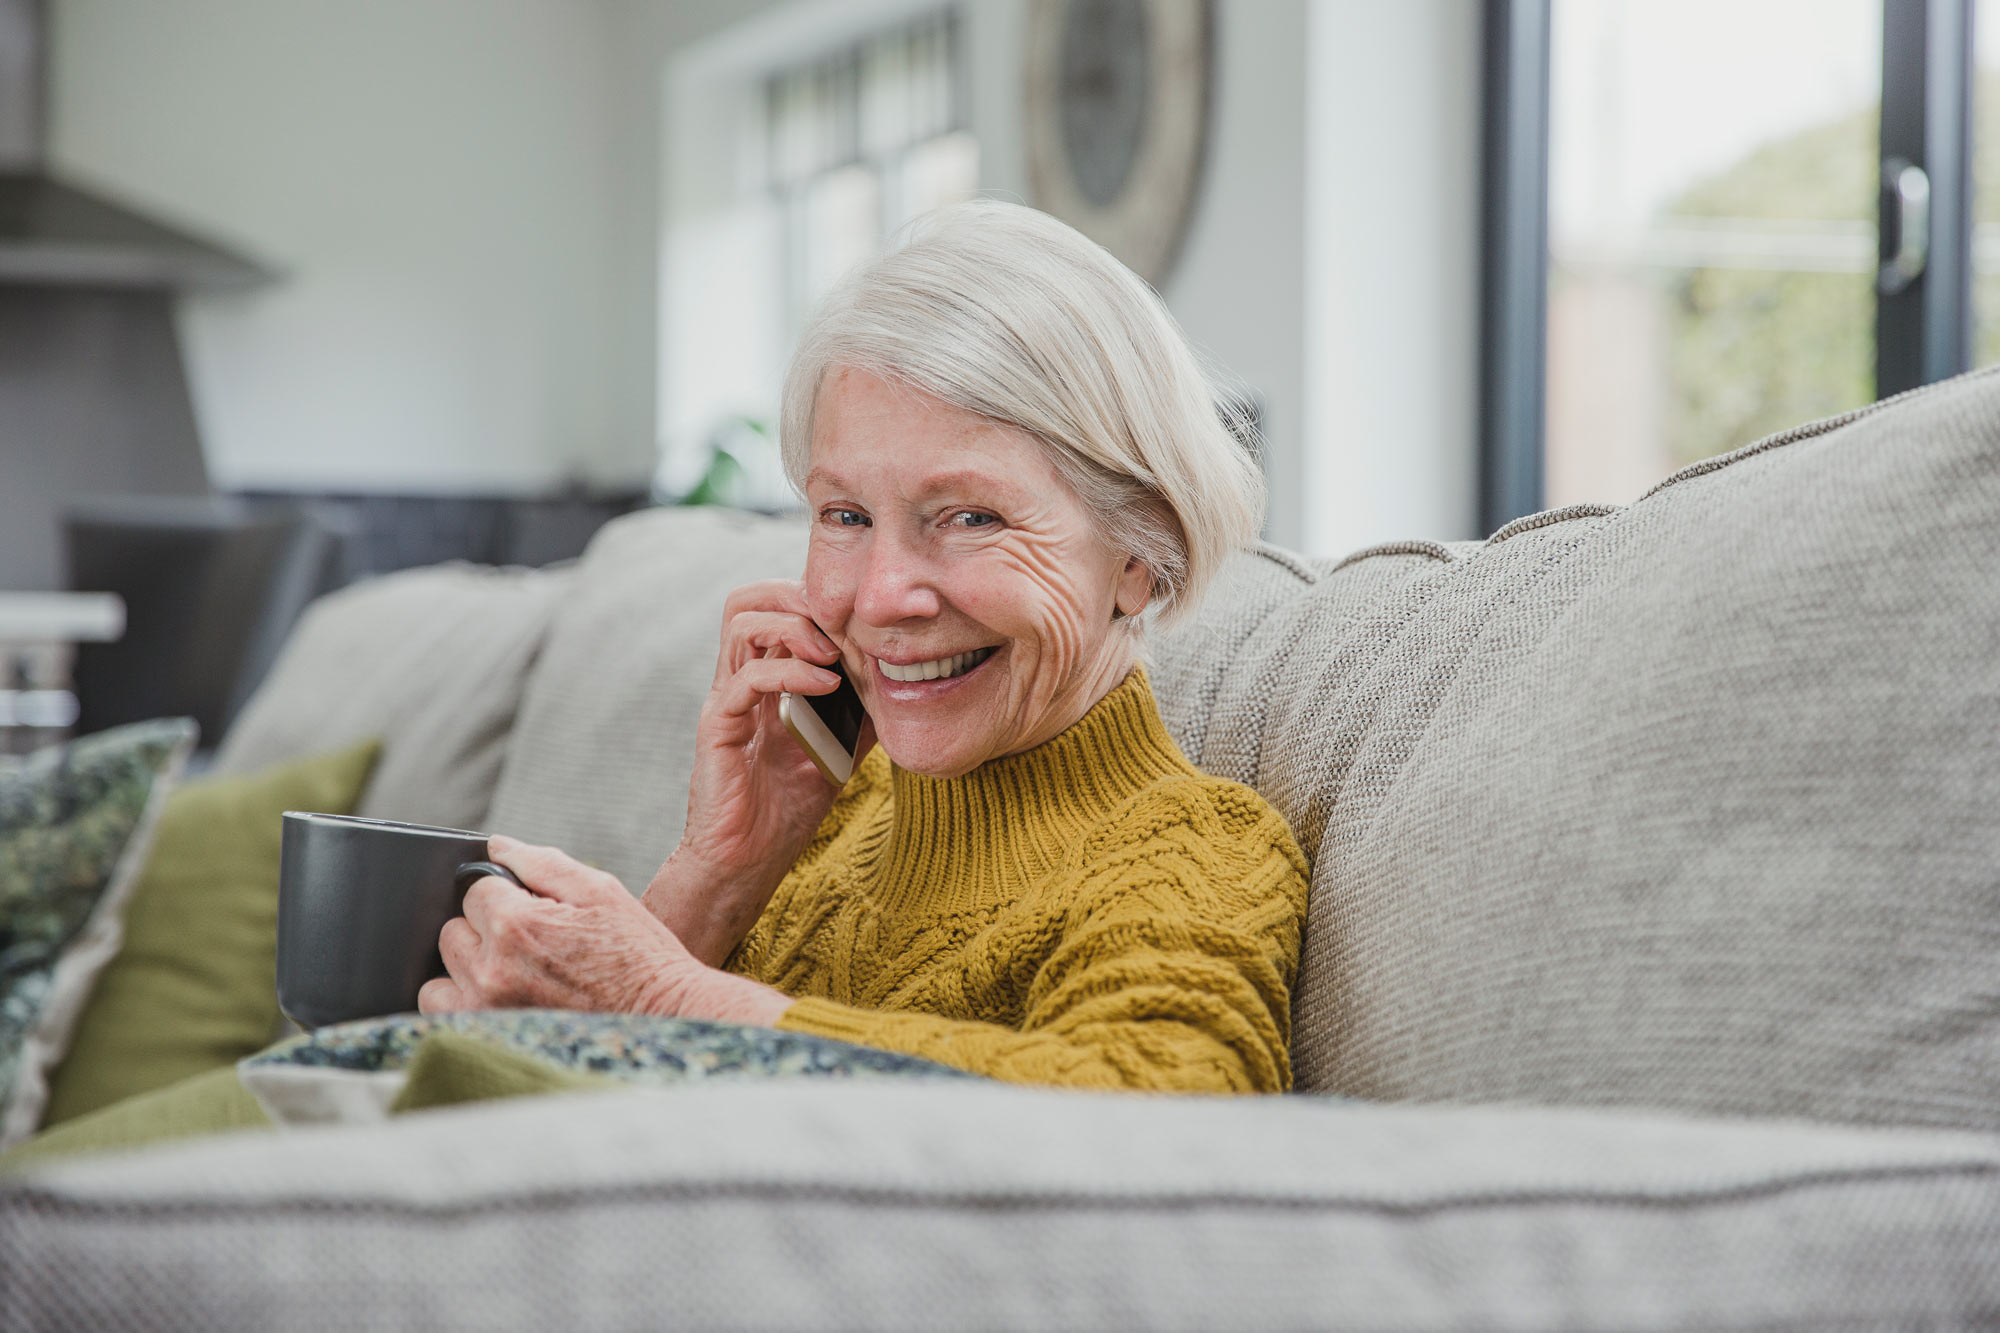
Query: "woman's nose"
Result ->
[[850, 537, 941, 627]]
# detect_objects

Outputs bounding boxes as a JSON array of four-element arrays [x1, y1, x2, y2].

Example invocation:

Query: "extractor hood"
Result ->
[[0, 0, 271, 289]]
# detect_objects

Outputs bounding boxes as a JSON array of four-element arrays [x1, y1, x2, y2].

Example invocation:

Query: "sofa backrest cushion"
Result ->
[[484, 508, 809, 892], [213, 562, 569, 832], [1244, 369, 2000, 1131]]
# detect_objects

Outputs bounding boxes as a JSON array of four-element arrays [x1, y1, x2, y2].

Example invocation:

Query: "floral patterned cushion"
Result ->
[[237, 1009, 975, 1124], [0, 719, 197, 1147]]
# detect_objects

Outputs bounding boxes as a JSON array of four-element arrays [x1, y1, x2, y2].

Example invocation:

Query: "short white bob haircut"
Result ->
[[780, 199, 1264, 627]]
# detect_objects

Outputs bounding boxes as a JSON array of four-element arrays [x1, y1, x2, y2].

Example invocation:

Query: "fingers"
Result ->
[[711, 656, 842, 721], [720, 579, 812, 624], [716, 581, 839, 688], [439, 913, 480, 971], [722, 611, 840, 677], [485, 834, 620, 905], [456, 877, 508, 936], [418, 975, 467, 1014]]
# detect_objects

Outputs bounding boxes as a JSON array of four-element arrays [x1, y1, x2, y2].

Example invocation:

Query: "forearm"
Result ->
[[775, 994, 1290, 1094], [641, 849, 778, 969]]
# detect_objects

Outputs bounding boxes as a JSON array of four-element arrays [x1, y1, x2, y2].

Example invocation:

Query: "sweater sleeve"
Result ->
[[775, 783, 1309, 1094]]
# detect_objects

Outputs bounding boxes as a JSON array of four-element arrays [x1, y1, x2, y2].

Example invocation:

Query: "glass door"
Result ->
[[1483, 0, 1981, 528], [1544, 0, 1882, 508]]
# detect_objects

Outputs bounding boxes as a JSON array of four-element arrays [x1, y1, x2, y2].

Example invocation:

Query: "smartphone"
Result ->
[[779, 659, 866, 788]]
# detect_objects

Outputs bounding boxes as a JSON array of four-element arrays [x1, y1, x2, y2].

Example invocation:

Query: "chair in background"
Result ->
[[64, 496, 353, 750]]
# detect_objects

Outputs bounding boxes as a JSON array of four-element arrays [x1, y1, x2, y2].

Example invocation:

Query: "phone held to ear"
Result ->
[[779, 659, 866, 787]]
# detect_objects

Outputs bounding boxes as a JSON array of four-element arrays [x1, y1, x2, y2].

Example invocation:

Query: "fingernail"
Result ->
[[488, 833, 519, 851]]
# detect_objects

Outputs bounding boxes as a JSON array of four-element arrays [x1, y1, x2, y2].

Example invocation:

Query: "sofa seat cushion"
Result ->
[[213, 562, 571, 832], [7, 1081, 2000, 1328], [1233, 369, 2000, 1131], [485, 507, 810, 892]]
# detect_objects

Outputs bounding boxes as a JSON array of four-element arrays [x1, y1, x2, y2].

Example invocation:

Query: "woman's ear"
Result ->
[[1113, 557, 1152, 621]]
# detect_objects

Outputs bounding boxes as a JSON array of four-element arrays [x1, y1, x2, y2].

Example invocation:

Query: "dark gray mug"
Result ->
[[276, 811, 524, 1029]]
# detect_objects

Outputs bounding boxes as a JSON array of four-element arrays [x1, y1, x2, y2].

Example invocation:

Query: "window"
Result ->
[[657, 8, 978, 507], [764, 11, 979, 330], [1482, 0, 1979, 530]]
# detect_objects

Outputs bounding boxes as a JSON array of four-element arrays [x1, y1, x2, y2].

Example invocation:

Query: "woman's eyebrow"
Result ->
[[803, 466, 1027, 504], [907, 469, 1024, 502]]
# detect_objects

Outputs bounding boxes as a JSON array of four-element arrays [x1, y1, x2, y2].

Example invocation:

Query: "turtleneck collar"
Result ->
[[870, 667, 1192, 915]]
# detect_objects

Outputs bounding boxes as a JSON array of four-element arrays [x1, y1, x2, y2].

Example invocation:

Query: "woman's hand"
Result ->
[[642, 579, 873, 966], [419, 836, 791, 1026]]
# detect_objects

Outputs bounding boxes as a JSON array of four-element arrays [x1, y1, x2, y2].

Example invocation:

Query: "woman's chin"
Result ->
[[871, 720, 990, 779]]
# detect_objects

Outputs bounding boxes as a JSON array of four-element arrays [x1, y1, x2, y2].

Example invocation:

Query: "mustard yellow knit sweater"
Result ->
[[726, 668, 1310, 1093]]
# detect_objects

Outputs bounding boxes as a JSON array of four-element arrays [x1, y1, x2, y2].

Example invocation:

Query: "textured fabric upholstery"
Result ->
[[213, 562, 570, 832], [1228, 371, 2000, 1130], [1145, 542, 1328, 766], [484, 508, 809, 892], [9, 1079, 2000, 1329], [1150, 539, 1467, 789]]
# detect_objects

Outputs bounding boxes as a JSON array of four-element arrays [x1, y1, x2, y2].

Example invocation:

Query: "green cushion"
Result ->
[[40, 739, 382, 1126], [0, 1065, 271, 1172], [389, 1030, 613, 1114]]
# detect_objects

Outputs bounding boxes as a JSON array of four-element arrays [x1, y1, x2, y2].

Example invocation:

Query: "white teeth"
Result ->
[[879, 647, 992, 683]]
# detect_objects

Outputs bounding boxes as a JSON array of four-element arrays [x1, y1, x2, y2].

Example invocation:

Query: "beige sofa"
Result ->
[[4, 368, 1998, 1328]]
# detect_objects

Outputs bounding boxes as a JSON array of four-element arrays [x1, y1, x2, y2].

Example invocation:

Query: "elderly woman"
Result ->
[[421, 201, 1310, 1094]]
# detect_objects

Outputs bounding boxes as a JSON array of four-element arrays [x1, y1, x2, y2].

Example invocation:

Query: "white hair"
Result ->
[[780, 199, 1264, 627]]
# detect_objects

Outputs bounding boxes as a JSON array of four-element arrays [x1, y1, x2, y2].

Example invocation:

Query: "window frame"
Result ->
[[1479, 0, 1979, 534]]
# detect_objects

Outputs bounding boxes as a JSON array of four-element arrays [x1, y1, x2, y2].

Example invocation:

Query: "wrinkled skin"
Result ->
[[425, 367, 1150, 1024], [802, 367, 1152, 778], [420, 836, 787, 1026]]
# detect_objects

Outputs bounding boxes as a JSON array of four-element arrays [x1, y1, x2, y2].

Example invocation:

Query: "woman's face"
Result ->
[[803, 368, 1151, 778]]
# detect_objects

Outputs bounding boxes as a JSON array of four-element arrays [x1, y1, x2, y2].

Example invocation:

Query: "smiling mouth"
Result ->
[[876, 646, 996, 683]]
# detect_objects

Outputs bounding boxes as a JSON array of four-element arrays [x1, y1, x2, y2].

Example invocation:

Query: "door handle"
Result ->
[[1878, 157, 1930, 295]]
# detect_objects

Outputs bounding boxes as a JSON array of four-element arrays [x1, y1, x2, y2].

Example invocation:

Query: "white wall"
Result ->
[[1158, 0, 1312, 547], [975, 0, 1319, 547], [1304, 1, 1483, 548], [48, 0, 634, 493]]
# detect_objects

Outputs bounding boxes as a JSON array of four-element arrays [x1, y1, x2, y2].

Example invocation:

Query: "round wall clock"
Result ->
[[1022, 0, 1214, 288]]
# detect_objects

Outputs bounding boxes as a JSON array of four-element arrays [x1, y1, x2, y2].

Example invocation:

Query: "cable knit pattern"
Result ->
[[726, 669, 1310, 1093]]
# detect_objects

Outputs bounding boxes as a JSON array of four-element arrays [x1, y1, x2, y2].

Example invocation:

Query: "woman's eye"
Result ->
[[948, 511, 999, 529], [824, 508, 870, 528]]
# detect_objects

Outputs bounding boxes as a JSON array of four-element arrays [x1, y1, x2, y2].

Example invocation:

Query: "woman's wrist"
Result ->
[[642, 847, 766, 968], [647, 960, 792, 1028]]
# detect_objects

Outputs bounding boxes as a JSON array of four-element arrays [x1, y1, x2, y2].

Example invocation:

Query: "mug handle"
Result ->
[[454, 860, 527, 893]]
